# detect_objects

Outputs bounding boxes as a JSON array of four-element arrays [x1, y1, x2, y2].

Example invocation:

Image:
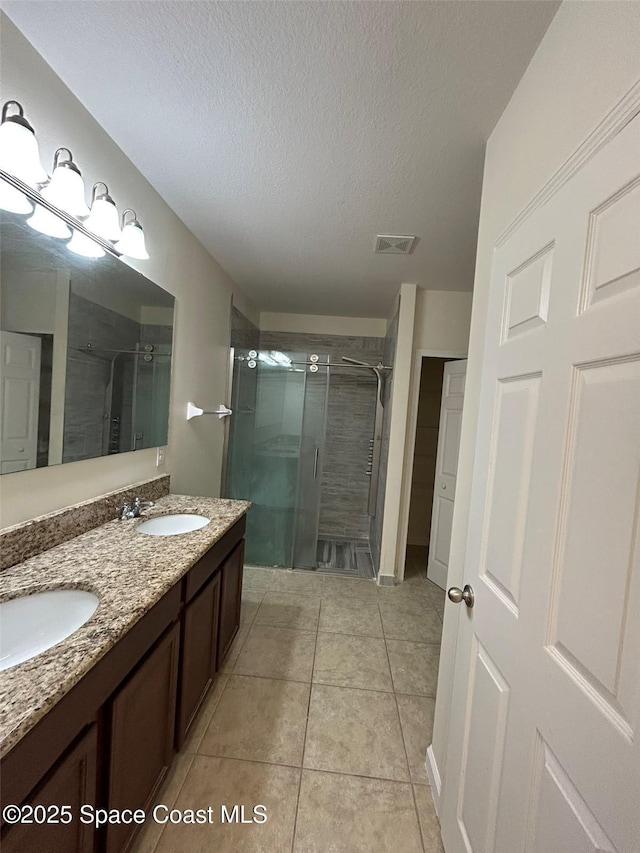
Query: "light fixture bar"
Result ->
[[0, 169, 122, 257]]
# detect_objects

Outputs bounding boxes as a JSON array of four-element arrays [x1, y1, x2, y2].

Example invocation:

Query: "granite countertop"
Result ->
[[0, 494, 250, 759]]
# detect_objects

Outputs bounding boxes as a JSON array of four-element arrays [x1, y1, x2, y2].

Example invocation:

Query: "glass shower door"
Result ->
[[225, 350, 320, 567], [132, 344, 172, 449]]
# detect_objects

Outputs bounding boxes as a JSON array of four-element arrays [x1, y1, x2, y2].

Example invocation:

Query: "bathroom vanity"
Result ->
[[0, 494, 249, 853]]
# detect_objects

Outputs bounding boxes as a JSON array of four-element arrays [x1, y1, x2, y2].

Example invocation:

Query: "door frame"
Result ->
[[396, 347, 467, 583]]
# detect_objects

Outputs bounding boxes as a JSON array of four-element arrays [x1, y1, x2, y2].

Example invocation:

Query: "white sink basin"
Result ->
[[0, 589, 99, 671], [136, 513, 210, 536]]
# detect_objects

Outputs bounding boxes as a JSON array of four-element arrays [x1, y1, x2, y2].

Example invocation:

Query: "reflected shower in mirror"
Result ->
[[0, 207, 174, 474]]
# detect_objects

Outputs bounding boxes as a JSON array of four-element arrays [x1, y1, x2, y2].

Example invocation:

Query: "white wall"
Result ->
[[260, 311, 387, 338], [413, 289, 472, 352], [393, 289, 472, 579], [378, 282, 416, 580], [432, 0, 640, 809], [0, 15, 257, 528], [1, 269, 58, 333]]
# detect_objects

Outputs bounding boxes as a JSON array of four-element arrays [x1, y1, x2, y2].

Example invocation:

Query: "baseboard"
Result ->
[[426, 745, 442, 815], [377, 573, 395, 586]]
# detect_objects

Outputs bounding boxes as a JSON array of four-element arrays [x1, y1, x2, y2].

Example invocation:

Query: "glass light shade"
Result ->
[[0, 119, 48, 184], [85, 196, 121, 241], [67, 229, 105, 258], [42, 165, 89, 217], [27, 204, 72, 238], [115, 221, 149, 259], [0, 179, 33, 214]]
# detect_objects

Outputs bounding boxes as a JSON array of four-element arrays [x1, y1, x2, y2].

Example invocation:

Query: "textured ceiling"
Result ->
[[2, 1, 558, 317]]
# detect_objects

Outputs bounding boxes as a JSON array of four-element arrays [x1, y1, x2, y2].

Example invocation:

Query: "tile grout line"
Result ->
[[382, 622, 427, 853], [289, 594, 321, 853], [187, 748, 432, 788], [146, 752, 196, 852], [219, 671, 313, 686]]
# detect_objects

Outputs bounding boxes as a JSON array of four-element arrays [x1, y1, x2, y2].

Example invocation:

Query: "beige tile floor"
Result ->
[[134, 550, 445, 853]]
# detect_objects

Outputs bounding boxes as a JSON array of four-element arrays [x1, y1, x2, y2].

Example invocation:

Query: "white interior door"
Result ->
[[427, 360, 467, 589], [440, 113, 640, 853], [0, 330, 41, 474]]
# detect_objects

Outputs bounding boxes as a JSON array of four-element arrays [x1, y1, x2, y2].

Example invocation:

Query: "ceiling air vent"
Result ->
[[374, 235, 416, 255]]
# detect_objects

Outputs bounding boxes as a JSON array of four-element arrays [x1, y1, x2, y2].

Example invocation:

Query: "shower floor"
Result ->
[[314, 538, 375, 579]]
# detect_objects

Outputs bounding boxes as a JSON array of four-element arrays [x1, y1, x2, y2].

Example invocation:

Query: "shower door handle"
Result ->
[[313, 447, 319, 479]]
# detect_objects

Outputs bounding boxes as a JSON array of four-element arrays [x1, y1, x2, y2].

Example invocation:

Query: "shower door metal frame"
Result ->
[[219, 344, 236, 497], [290, 359, 330, 569]]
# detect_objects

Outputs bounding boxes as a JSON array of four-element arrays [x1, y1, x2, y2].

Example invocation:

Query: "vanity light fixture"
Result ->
[[41, 148, 90, 217], [27, 202, 72, 238], [67, 228, 105, 258], [0, 101, 48, 185], [0, 178, 33, 214], [85, 182, 121, 241], [115, 209, 149, 260], [0, 99, 150, 259]]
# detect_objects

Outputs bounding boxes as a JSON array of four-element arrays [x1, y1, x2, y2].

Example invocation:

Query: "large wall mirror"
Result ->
[[0, 206, 174, 474]]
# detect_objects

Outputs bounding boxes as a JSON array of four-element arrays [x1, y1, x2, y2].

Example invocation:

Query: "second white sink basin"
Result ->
[[136, 513, 210, 536], [0, 589, 99, 672]]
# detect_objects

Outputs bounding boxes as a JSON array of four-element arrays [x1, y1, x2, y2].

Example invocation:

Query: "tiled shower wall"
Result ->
[[231, 306, 260, 352], [64, 294, 172, 463], [64, 293, 139, 463], [259, 331, 385, 541]]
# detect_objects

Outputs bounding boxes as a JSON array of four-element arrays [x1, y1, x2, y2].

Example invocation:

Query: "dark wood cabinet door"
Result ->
[[217, 541, 245, 668], [1, 724, 97, 853], [106, 623, 180, 853], [176, 571, 220, 748]]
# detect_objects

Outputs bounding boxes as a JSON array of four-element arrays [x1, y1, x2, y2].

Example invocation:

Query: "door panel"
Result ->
[[433, 497, 454, 567], [482, 374, 540, 613], [457, 641, 510, 853], [502, 243, 553, 341], [217, 542, 244, 667], [108, 625, 179, 853], [581, 175, 640, 308], [427, 360, 467, 588], [441, 409, 463, 483], [549, 358, 640, 719], [441, 113, 640, 853], [528, 738, 616, 853]]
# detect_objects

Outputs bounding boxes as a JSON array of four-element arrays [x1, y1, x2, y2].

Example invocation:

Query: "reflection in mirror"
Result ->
[[0, 205, 174, 474]]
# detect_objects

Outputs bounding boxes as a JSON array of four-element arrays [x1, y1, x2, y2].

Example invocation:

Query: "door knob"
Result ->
[[448, 584, 475, 608], [441, 483, 447, 489]]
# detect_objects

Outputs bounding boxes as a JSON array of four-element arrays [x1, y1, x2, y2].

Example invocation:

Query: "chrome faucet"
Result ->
[[117, 497, 155, 520]]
